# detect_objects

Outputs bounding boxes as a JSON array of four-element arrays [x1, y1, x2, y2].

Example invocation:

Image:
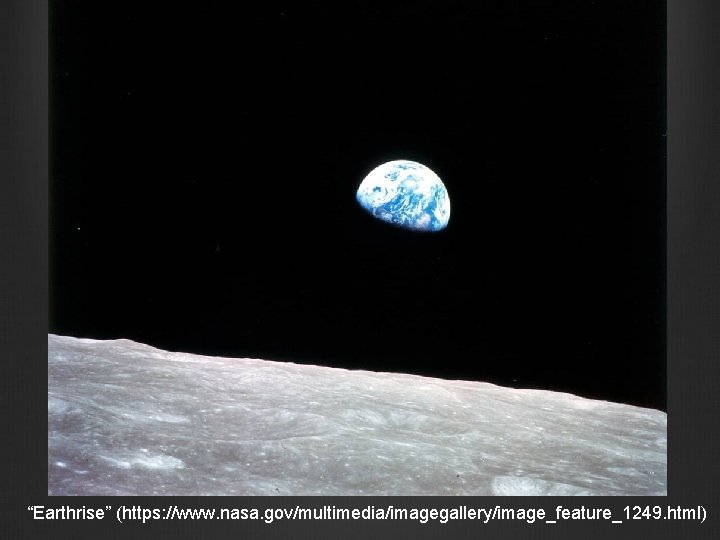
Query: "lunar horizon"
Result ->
[[48, 334, 666, 496]]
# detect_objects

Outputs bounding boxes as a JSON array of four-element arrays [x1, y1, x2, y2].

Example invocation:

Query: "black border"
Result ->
[[2, 0, 720, 538], [667, 0, 720, 510], [1, 0, 50, 529]]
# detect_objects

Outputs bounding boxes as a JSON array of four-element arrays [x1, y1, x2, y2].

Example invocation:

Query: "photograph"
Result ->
[[49, 0, 666, 496]]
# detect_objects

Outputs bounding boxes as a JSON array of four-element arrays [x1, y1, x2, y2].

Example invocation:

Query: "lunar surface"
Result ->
[[48, 334, 666, 496], [356, 160, 450, 231]]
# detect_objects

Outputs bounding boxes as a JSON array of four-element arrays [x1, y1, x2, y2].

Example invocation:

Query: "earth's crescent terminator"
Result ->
[[356, 160, 450, 232]]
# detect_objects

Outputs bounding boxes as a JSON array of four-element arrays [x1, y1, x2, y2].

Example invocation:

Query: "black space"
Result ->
[[51, 0, 666, 410]]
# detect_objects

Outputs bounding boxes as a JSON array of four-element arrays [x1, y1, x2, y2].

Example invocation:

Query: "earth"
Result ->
[[356, 160, 450, 232]]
